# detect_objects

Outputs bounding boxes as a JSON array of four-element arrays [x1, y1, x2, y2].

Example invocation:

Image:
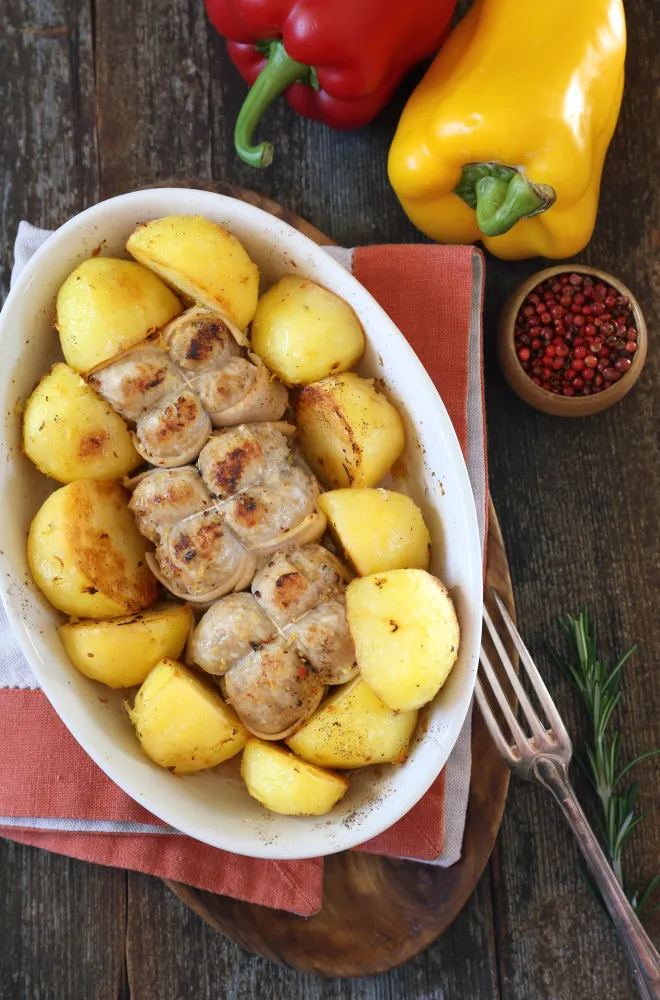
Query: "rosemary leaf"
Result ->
[[549, 609, 659, 922], [616, 749, 660, 788], [636, 876, 660, 920]]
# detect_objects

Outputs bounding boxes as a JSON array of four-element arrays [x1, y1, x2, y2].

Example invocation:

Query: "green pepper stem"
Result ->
[[234, 39, 309, 168], [454, 163, 557, 238]]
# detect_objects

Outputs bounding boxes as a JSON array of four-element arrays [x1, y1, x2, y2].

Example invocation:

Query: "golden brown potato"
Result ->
[[346, 569, 460, 712], [56, 257, 181, 373], [127, 215, 259, 342], [250, 276, 365, 385], [59, 604, 193, 688], [296, 373, 405, 488], [127, 659, 247, 773], [241, 738, 349, 816], [23, 363, 141, 484], [27, 480, 158, 619], [318, 488, 431, 575], [287, 677, 418, 768]]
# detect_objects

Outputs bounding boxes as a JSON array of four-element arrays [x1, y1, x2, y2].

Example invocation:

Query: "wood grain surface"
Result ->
[[1, 0, 659, 997]]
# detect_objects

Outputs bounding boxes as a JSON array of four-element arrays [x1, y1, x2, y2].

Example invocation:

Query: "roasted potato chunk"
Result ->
[[296, 373, 405, 489], [27, 480, 158, 619], [23, 363, 141, 484], [59, 604, 193, 688], [346, 569, 459, 712], [250, 276, 365, 385], [318, 488, 431, 575], [287, 677, 418, 768], [56, 257, 181, 373], [241, 738, 349, 816], [127, 659, 247, 773], [127, 215, 259, 341]]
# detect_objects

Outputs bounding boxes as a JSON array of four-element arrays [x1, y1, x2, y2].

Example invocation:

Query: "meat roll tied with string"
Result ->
[[191, 544, 358, 740], [127, 421, 326, 603], [89, 306, 288, 467]]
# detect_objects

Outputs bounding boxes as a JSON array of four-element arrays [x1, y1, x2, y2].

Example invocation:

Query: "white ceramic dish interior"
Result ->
[[0, 188, 482, 860]]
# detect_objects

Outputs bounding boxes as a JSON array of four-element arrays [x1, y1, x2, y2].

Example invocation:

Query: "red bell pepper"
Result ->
[[205, 0, 457, 168]]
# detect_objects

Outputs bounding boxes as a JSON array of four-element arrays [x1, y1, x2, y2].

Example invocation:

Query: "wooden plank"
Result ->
[[94, 0, 212, 198], [484, 0, 660, 995], [0, 839, 127, 1000], [0, 3, 127, 1000], [126, 868, 499, 1000], [0, 0, 98, 299]]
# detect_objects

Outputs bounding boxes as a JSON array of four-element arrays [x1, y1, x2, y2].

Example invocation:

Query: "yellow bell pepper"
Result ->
[[388, 0, 626, 260]]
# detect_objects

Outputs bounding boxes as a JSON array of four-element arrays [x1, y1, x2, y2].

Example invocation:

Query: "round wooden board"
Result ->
[[158, 180, 514, 977]]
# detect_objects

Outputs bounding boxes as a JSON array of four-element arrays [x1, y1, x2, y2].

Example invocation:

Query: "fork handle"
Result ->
[[534, 756, 660, 1000]]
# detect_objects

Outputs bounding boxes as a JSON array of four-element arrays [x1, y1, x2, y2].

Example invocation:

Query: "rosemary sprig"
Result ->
[[548, 609, 660, 921]]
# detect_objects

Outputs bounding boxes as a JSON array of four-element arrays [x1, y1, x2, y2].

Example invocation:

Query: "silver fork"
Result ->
[[477, 591, 660, 1000]]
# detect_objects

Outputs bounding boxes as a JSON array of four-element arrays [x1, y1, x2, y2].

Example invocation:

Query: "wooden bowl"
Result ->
[[498, 265, 647, 417]]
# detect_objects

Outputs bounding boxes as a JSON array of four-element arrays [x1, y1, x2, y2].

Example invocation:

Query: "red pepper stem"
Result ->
[[234, 39, 309, 168]]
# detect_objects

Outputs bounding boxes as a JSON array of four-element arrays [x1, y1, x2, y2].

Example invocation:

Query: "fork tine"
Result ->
[[474, 678, 519, 765], [491, 589, 571, 745], [482, 603, 548, 745], [479, 645, 529, 749]]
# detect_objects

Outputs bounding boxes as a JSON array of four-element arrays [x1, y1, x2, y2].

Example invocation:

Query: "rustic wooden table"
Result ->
[[1, 1, 658, 998]]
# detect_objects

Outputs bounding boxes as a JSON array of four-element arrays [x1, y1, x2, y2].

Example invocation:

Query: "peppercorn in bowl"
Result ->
[[498, 265, 647, 417]]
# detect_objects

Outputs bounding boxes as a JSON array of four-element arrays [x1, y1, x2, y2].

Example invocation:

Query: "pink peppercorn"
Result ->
[[512, 272, 639, 400]]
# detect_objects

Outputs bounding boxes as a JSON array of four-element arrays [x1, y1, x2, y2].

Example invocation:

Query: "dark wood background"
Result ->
[[1, 1, 658, 997]]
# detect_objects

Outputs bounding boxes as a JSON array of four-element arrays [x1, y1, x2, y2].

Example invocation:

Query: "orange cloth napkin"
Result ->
[[0, 241, 486, 916]]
